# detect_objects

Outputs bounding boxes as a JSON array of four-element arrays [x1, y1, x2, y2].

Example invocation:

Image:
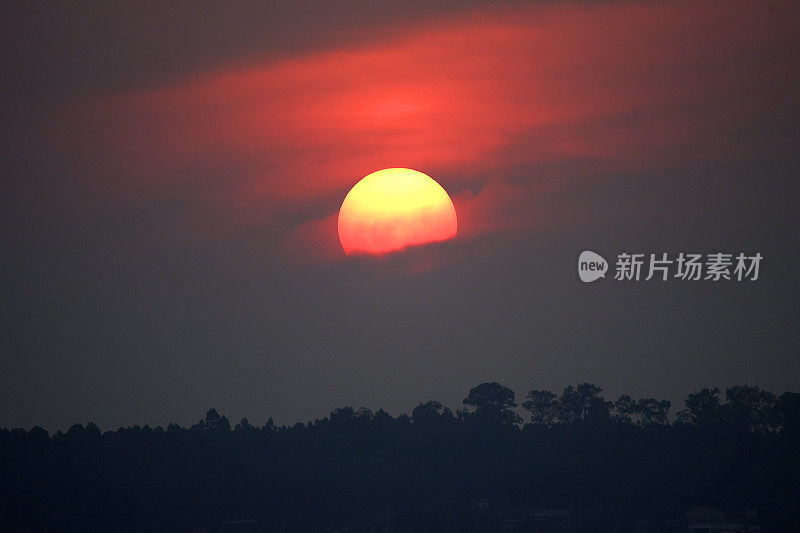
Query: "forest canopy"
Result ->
[[2, 383, 798, 531]]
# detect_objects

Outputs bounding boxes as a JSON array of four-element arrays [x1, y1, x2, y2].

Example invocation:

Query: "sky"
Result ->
[[2, 0, 799, 430]]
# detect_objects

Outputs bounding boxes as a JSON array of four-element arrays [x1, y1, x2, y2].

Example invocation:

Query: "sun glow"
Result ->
[[338, 168, 457, 255]]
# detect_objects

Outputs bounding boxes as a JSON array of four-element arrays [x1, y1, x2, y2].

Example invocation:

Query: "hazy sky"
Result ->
[[2, 0, 799, 430]]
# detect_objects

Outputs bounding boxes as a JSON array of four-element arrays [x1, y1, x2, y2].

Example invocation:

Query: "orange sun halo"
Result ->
[[338, 168, 458, 255]]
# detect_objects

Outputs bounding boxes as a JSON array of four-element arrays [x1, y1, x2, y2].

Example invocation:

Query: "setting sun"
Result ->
[[338, 168, 457, 255]]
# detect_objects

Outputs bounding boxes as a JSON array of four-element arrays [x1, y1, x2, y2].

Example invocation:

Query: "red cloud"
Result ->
[[57, 0, 799, 262]]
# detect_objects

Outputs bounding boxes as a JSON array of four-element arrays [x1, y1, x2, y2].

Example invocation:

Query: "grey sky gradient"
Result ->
[[1, 0, 798, 430]]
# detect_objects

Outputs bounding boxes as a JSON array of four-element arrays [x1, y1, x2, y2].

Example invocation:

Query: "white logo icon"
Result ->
[[578, 250, 608, 282]]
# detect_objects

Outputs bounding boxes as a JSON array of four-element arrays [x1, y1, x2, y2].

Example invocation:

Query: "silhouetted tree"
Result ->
[[521, 389, 559, 426], [725, 385, 776, 432], [558, 383, 612, 424], [235, 417, 253, 432], [614, 394, 637, 424], [27, 426, 48, 439], [636, 398, 671, 426], [356, 407, 374, 420], [612, 395, 671, 426], [412, 400, 443, 423], [676, 387, 723, 427], [193, 408, 231, 431], [373, 408, 393, 427], [462, 382, 522, 424], [330, 406, 356, 423]]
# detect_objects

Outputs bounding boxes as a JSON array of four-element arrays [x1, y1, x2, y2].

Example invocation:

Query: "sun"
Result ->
[[338, 168, 457, 255]]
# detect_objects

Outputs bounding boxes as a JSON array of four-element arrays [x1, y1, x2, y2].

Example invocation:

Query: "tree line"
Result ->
[[1, 382, 799, 531], [463, 382, 799, 432]]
